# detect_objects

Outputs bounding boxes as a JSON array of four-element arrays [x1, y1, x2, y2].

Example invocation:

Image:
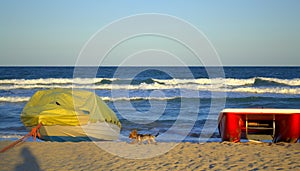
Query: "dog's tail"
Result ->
[[155, 132, 159, 137]]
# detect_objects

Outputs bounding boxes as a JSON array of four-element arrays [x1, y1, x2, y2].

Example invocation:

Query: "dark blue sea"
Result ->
[[0, 66, 299, 142]]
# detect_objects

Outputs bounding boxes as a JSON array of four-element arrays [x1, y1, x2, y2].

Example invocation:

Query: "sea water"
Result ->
[[0, 67, 299, 142]]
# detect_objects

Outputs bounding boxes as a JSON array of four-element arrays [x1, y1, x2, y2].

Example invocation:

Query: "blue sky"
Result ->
[[0, 0, 299, 66]]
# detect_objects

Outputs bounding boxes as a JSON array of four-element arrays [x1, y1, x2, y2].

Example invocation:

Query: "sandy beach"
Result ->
[[0, 141, 299, 170]]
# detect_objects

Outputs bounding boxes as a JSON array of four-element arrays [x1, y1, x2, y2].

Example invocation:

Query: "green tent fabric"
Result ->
[[21, 88, 121, 128]]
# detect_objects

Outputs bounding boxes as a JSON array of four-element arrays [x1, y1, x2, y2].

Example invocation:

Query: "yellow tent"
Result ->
[[21, 88, 121, 141]]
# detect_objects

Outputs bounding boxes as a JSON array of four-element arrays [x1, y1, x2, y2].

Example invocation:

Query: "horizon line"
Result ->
[[0, 65, 299, 67]]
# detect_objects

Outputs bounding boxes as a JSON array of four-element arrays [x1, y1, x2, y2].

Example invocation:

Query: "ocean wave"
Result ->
[[0, 77, 299, 95], [254, 77, 300, 86], [0, 78, 119, 85], [153, 78, 255, 86], [102, 96, 179, 101], [1, 77, 299, 87], [0, 83, 299, 94], [0, 96, 30, 102], [1, 89, 300, 104], [0, 95, 180, 103], [229, 87, 300, 94], [154, 77, 300, 86], [0, 134, 24, 139]]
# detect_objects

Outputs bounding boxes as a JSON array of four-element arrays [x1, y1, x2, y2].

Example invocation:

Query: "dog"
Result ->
[[129, 129, 159, 144]]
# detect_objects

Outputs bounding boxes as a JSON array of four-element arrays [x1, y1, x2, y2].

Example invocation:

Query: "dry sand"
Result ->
[[0, 141, 299, 170]]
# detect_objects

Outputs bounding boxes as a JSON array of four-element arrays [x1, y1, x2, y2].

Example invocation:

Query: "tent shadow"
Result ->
[[15, 147, 41, 171]]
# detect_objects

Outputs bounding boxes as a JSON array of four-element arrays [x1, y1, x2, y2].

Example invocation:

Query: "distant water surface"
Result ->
[[0, 66, 299, 142]]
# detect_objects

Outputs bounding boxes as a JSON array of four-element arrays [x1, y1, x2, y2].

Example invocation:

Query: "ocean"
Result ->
[[0, 66, 299, 142]]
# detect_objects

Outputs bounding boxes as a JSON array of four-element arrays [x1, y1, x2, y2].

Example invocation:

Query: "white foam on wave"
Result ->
[[0, 96, 180, 103], [231, 87, 300, 94], [1, 86, 299, 104], [1, 77, 299, 86], [0, 82, 299, 94], [0, 134, 24, 139], [0, 77, 299, 96], [0, 96, 30, 102], [154, 77, 300, 86], [153, 78, 256, 86], [0, 82, 200, 90], [257, 77, 300, 86], [102, 96, 179, 101]]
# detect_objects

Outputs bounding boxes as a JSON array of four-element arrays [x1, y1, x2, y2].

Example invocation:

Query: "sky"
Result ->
[[0, 0, 299, 66]]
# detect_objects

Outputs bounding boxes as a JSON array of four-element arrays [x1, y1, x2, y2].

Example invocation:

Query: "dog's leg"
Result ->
[[152, 138, 157, 145], [130, 139, 136, 144]]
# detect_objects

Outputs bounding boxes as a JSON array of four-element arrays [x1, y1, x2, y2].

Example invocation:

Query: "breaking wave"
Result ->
[[0, 96, 181, 103], [153, 77, 300, 87], [0, 77, 299, 86], [0, 77, 299, 95], [0, 96, 30, 102], [1, 93, 300, 104]]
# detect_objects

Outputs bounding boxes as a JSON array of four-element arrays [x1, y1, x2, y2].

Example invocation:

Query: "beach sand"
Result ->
[[0, 141, 299, 170]]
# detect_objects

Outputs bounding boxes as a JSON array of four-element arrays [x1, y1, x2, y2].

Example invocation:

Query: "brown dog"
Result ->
[[129, 129, 159, 144]]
